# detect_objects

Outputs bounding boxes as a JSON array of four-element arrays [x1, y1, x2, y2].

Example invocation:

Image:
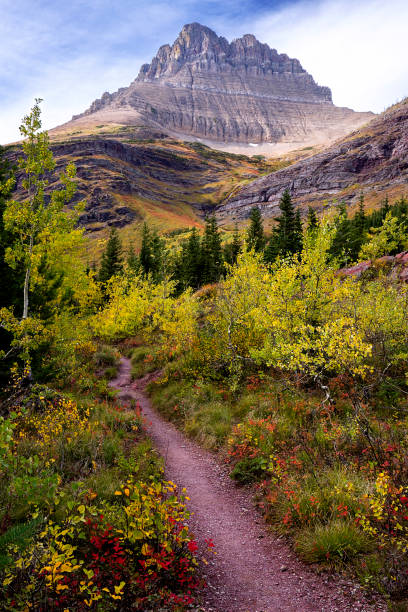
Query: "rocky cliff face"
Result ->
[[70, 23, 373, 147], [217, 98, 408, 221]]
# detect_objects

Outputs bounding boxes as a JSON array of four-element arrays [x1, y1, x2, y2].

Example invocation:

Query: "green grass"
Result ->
[[103, 365, 118, 380], [130, 346, 160, 379], [295, 520, 374, 564], [93, 345, 119, 368]]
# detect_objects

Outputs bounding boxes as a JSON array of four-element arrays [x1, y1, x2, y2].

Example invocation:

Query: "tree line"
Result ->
[[98, 189, 408, 294]]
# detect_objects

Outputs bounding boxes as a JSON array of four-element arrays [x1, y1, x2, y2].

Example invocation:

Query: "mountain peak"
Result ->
[[136, 23, 309, 83], [72, 23, 373, 147]]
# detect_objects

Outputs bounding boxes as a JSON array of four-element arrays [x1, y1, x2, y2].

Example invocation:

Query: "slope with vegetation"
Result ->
[[92, 195, 408, 606], [6, 123, 285, 259], [219, 97, 408, 222], [0, 102, 202, 611], [2, 99, 408, 610]]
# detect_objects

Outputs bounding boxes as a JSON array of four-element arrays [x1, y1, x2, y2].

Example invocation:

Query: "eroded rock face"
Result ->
[[218, 99, 408, 220], [72, 23, 373, 145]]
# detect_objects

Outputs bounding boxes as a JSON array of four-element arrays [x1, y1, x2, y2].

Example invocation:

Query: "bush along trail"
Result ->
[[111, 357, 386, 612]]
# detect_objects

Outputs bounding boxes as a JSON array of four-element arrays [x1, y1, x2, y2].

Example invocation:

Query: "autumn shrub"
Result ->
[[2, 481, 201, 611], [103, 365, 118, 380]]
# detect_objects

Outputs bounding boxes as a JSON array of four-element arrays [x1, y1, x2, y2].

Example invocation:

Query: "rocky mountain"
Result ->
[[65, 23, 373, 150], [218, 98, 408, 222]]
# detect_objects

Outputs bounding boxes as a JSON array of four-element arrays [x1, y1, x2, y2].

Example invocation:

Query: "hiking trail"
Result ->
[[111, 358, 385, 612]]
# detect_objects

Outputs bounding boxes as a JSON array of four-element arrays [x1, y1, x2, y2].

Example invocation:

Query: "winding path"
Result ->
[[111, 358, 385, 612]]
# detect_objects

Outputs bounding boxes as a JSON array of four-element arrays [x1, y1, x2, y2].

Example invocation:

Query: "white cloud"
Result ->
[[1, 0, 407, 144], [249, 0, 408, 112]]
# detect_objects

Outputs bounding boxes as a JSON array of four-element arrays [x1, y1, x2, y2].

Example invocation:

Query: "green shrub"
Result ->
[[131, 346, 159, 379], [231, 456, 268, 484], [0, 519, 41, 570]]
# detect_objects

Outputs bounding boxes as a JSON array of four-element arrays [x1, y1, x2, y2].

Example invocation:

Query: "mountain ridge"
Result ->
[[64, 22, 373, 149]]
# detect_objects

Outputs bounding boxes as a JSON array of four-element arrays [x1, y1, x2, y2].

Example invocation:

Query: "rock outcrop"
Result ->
[[340, 251, 408, 283], [70, 23, 373, 147], [218, 98, 408, 221]]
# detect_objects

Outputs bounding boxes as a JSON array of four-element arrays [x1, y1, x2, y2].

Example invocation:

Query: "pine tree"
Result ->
[[246, 206, 265, 252], [264, 234, 278, 265], [201, 215, 223, 284], [349, 195, 367, 261], [127, 245, 139, 274], [329, 202, 352, 265], [306, 206, 319, 232], [139, 222, 153, 276], [271, 189, 299, 258], [138, 223, 166, 282], [224, 224, 242, 266], [294, 209, 303, 253], [150, 230, 166, 282], [184, 227, 202, 288], [98, 227, 123, 284]]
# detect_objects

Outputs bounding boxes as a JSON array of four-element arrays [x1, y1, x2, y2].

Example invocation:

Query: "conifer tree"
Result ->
[[184, 227, 202, 289], [138, 223, 166, 282], [201, 215, 223, 284], [127, 245, 139, 274], [150, 230, 166, 282], [294, 208, 303, 253], [98, 227, 123, 284], [329, 202, 352, 265], [224, 224, 242, 265], [264, 234, 278, 265], [275, 189, 296, 253], [306, 206, 319, 232], [267, 189, 302, 260], [246, 206, 265, 252], [349, 195, 367, 261], [139, 222, 153, 276]]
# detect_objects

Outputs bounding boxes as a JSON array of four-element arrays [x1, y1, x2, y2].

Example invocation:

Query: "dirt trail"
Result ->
[[111, 358, 385, 612]]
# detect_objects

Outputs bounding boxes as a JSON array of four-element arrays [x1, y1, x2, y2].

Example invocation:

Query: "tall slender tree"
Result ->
[[294, 209, 303, 253], [139, 222, 153, 276], [265, 189, 302, 262], [246, 206, 265, 252], [98, 228, 123, 284], [306, 206, 319, 233], [224, 224, 242, 266], [3, 99, 80, 320], [127, 245, 139, 274], [184, 227, 202, 289], [201, 215, 223, 284]]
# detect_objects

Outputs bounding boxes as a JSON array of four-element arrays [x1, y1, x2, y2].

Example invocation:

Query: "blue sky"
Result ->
[[1, 0, 407, 144]]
